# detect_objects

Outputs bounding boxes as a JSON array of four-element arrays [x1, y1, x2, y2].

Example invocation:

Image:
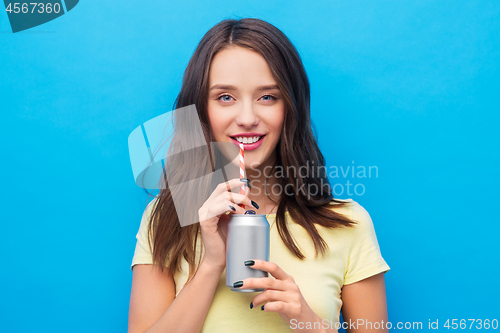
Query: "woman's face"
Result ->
[[207, 45, 285, 170]]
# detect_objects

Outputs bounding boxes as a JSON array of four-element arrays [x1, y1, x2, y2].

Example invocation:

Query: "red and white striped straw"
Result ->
[[239, 143, 246, 208]]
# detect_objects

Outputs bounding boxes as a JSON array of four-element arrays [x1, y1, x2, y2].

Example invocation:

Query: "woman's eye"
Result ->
[[216, 94, 276, 103], [261, 95, 276, 101], [217, 94, 234, 102]]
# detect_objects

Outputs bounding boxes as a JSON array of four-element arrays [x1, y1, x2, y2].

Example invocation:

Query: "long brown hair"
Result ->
[[144, 18, 356, 280]]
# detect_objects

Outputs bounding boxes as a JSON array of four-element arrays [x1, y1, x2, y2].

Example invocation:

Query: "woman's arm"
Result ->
[[340, 273, 389, 333], [128, 178, 253, 333], [128, 264, 176, 332], [128, 261, 224, 333]]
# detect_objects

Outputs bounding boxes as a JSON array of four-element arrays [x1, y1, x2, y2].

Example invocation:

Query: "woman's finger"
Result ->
[[222, 192, 255, 209], [206, 196, 249, 220], [260, 301, 288, 313], [251, 289, 288, 309], [207, 178, 250, 201], [244, 260, 293, 282], [225, 200, 247, 215], [203, 199, 245, 221], [233, 277, 287, 291]]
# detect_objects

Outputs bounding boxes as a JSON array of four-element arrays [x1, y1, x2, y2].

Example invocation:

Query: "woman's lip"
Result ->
[[229, 135, 265, 151], [231, 132, 265, 137]]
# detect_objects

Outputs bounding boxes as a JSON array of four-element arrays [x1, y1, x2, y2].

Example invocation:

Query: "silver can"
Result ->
[[226, 211, 269, 292]]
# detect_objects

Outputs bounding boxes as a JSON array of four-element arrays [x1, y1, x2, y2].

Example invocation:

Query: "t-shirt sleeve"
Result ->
[[343, 202, 390, 285], [130, 200, 157, 271]]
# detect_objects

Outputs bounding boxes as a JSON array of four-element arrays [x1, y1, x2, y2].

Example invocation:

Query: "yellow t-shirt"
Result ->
[[131, 198, 390, 332]]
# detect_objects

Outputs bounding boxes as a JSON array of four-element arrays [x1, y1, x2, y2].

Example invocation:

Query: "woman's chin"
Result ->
[[247, 155, 267, 168]]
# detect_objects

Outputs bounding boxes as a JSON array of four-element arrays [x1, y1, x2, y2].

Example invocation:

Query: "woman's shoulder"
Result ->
[[137, 197, 160, 230], [145, 197, 159, 213], [328, 197, 368, 210], [329, 198, 380, 238], [328, 197, 355, 205], [326, 197, 356, 213], [326, 198, 372, 224]]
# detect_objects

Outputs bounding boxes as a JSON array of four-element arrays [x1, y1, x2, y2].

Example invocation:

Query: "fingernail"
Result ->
[[261, 305, 265, 311], [229, 205, 236, 211], [240, 178, 251, 189], [244, 260, 255, 266], [250, 302, 253, 309], [251, 201, 259, 209], [233, 281, 243, 288]]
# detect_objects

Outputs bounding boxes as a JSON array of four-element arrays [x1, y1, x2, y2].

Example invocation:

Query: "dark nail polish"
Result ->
[[233, 281, 243, 288], [240, 178, 251, 189], [251, 201, 259, 209], [244, 260, 255, 266], [261, 305, 265, 311], [250, 302, 253, 309], [229, 205, 236, 211]]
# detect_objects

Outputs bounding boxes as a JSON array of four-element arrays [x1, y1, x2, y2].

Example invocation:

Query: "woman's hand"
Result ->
[[235, 260, 325, 333], [198, 178, 254, 270]]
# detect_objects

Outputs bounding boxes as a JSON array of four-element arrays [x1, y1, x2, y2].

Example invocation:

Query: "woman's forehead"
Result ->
[[209, 47, 277, 89]]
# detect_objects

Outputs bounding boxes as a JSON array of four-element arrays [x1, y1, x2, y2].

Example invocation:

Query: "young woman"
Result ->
[[128, 18, 390, 333]]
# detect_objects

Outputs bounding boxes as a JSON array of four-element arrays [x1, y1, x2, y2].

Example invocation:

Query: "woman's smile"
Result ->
[[229, 133, 266, 151]]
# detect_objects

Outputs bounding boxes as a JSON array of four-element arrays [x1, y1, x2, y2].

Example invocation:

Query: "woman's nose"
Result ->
[[235, 102, 259, 127]]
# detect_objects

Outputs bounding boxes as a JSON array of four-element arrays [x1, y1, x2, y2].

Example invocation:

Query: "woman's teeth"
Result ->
[[234, 136, 262, 144]]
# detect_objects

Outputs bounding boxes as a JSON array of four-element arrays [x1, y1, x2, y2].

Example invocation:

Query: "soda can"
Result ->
[[226, 210, 269, 292]]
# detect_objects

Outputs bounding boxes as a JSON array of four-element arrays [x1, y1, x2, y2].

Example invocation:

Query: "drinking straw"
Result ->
[[239, 143, 246, 208]]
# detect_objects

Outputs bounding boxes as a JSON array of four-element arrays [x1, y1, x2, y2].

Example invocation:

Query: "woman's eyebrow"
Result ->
[[209, 84, 280, 91]]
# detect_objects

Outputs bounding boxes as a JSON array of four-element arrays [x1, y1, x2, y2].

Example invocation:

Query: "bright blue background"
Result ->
[[1, 1, 499, 332]]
